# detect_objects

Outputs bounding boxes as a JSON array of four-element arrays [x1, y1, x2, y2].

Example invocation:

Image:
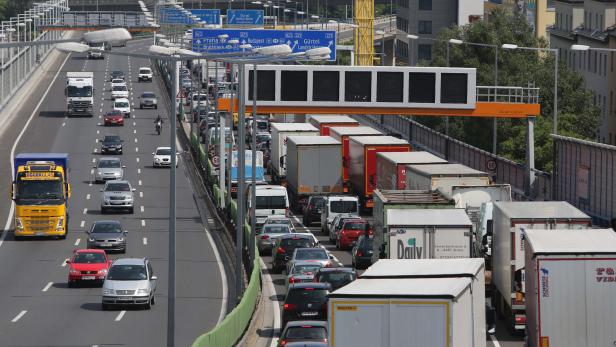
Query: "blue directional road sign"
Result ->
[[191, 9, 221, 25], [192, 29, 337, 60], [227, 10, 264, 26], [159, 8, 193, 24]]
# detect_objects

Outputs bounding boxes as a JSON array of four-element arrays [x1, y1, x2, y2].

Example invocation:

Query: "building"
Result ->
[[484, 0, 555, 39], [395, 0, 484, 65], [549, 0, 616, 144]]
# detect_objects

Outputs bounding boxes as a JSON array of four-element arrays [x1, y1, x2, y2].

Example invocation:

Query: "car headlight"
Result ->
[[69, 268, 80, 275], [137, 288, 150, 294], [15, 218, 23, 229], [97, 170, 103, 175], [103, 288, 115, 295], [117, 237, 124, 242], [56, 217, 64, 231], [88, 237, 95, 242], [99, 269, 108, 275]]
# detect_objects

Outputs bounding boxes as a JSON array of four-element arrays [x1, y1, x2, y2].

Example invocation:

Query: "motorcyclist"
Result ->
[[154, 115, 163, 134]]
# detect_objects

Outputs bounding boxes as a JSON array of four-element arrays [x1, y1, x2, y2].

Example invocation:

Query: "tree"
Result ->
[[418, 8, 600, 171], [0, 1, 34, 22]]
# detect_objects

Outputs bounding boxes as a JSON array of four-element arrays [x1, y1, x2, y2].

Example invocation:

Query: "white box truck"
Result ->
[[361, 258, 486, 347], [269, 123, 319, 183], [328, 277, 477, 347], [385, 208, 473, 260], [491, 201, 591, 333], [66, 72, 94, 116], [286, 136, 343, 212], [405, 163, 490, 199], [524, 229, 616, 347]]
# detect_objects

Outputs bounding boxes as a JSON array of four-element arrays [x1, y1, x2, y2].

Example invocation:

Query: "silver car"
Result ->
[[285, 260, 324, 290], [87, 220, 127, 253], [102, 258, 157, 310], [139, 92, 158, 109], [263, 216, 295, 232], [256, 223, 292, 255], [94, 157, 124, 183], [101, 180, 135, 214], [286, 248, 333, 274]]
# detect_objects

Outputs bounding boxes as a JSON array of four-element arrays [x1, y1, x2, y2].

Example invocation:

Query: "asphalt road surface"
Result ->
[[0, 39, 225, 346]]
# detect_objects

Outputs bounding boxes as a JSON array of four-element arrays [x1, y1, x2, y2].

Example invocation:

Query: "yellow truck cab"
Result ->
[[11, 153, 71, 239]]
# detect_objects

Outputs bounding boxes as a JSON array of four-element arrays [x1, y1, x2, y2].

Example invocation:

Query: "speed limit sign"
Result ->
[[486, 159, 497, 172]]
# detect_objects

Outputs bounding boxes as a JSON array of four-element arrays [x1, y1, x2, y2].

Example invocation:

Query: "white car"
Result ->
[[152, 147, 178, 168], [111, 84, 129, 100], [110, 79, 125, 89], [138, 67, 153, 82], [113, 98, 131, 117], [190, 93, 208, 109]]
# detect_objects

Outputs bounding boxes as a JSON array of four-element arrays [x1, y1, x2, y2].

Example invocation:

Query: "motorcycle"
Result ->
[[156, 120, 162, 135]]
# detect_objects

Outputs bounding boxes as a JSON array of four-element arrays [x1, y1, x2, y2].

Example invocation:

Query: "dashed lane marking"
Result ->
[[86, 194, 91, 200], [83, 208, 87, 215], [140, 206, 144, 213], [42, 282, 53, 292], [141, 219, 145, 227], [61, 259, 69, 267], [139, 191, 143, 198], [11, 310, 27, 323], [74, 238, 81, 246], [143, 237, 147, 245], [80, 221, 85, 228], [114, 311, 126, 322]]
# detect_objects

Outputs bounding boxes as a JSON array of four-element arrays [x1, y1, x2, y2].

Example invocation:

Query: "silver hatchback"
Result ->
[[139, 92, 158, 109], [101, 180, 135, 214], [256, 223, 292, 255], [102, 258, 157, 310], [94, 157, 124, 183]]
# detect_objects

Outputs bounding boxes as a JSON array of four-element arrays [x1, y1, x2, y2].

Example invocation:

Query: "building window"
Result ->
[[418, 44, 432, 61], [418, 0, 431, 10], [418, 20, 432, 34]]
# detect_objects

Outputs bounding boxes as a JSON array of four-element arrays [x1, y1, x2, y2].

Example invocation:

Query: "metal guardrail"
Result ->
[[476, 86, 540, 104]]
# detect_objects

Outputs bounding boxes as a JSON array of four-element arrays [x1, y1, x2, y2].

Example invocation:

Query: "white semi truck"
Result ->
[[66, 72, 94, 116]]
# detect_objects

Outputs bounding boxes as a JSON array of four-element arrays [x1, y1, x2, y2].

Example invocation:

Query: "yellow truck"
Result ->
[[11, 153, 71, 239]]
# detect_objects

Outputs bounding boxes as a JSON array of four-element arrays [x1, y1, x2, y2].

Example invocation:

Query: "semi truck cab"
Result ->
[[66, 72, 94, 116]]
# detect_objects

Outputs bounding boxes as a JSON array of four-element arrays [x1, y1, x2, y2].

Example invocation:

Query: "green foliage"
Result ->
[[0, 0, 34, 22], [421, 8, 600, 171]]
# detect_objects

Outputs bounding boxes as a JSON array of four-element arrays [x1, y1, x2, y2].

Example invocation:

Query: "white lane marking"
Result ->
[[89, 182, 93, 187], [95, 139, 99, 143], [143, 237, 147, 245], [133, 121, 136, 126], [80, 221, 85, 228], [96, 130, 100, 134], [94, 148, 98, 153], [140, 206, 144, 213], [133, 129, 136, 134], [141, 219, 145, 227], [490, 335, 501, 347], [11, 310, 27, 323], [92, 158, 96, 163], [86, 194, 91, 200], [74, 238, 81, 246], [134, 138, 138, 143], [0, 54, 71, 249], [139, 191, 143, 198], [135, 147, 139, 153], [138, 180, 142, 186], [136, 157, 140, 163], [90, 169, 94, 175], [42, 281, 53, 292], [62, 122, 66, 126], [61, 259, 69, 267], [83, 208, 88, 215], [137, 168, 141, 174], [114, 311, 126, 321]]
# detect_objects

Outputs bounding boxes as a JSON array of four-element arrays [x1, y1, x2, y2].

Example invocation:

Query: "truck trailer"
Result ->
[[285, 136, 343, 212], [230, 150, 266, 197], [66, 72, 94, 116], [329, 126, 382, 191], [491, 201, 591, 333], [384, 208, 473, 260], [11, 153, 71, 239], [307, 115, 358, 135], [372, 189, 454, 262], [524, 229, 616, 347], [361, 258, 487, 347], [376, 151, 447, 190], [405, 163, 490, 199], [269, 123, 319, 183], [328, 277, 478, 347], [348, 136, 411, 211]]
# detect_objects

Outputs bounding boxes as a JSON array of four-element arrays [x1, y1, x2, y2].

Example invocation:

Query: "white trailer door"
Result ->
[[332, 302, 388, 347], [389, 228, 427, 259], [389, 302, 447, 347], [584, 259, 616, 347], [432, 227, 471, 259]]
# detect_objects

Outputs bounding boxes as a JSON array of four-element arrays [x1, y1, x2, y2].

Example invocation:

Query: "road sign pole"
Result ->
[[236, 62, 246, 300], [250, 63, 257, 266]]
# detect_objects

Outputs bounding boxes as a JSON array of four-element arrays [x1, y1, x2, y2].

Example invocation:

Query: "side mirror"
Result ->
[[65, 260, 71, 264], [124, 230, 128, 234], [132, 188, 136, 191], [329, 254, 334, 259], [151, 275, 158, 281], [93, 165, 97, 168], [100, 189, 104, 192], [152, 152, 155, 155], [122, 165, 126, 168]]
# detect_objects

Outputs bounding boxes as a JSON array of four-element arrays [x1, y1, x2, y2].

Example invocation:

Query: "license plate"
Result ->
[[82, 276, 95, 280], [301, 311, 318, 317], [118, 297, 133, 301], [101, 243, 112, 247]]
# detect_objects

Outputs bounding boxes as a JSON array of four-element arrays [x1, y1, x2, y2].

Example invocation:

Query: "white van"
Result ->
[[320, 195, 360, 234], [248, 185, 290, 228]]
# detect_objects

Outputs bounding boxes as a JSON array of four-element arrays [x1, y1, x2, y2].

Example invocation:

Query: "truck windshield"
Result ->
[[67, 86, 92, 97], [16, 179, 64, 202], [330, 200, 357, 213], [256, 196, 286, 209]]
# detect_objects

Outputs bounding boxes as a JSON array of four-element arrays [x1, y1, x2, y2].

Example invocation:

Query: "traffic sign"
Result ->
[[160, 8, 194, 24], [191, 9, 221, 25], [227, 10, 264, 26], [192, 29, 337, 61]]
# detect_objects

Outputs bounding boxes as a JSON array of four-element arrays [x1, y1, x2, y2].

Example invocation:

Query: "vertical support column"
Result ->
[[236, 63, 246, 300], [227, 64, 234, 208], [526, 116, 536, 198], [250, 63, 257, 266], [167, 58, 179, 347]]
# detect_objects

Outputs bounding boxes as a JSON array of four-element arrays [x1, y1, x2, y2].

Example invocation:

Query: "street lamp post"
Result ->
[[502, 43, 558, 135]]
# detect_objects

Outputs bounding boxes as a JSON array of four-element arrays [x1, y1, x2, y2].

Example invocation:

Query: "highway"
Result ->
[[0, 38, 225, 346]]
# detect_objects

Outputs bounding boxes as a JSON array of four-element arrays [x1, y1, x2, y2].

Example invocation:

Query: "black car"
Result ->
[[313, 267, 357, 291], [282, 283, 330, 329], [271, 234, 317, 273], [277, 321, 328, 347], [100, 135, 123, 154], [351, 234, 374, 269], [109, 70, 125, 82], [303, 196, 326, 226]]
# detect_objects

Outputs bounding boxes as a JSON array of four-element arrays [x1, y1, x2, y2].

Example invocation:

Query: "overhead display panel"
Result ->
[[241, 66, 477, 109]]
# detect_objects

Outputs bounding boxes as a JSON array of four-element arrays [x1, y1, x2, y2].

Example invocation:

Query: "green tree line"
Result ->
[[0, 1, 35, 22], [419, 8, 599, 172]]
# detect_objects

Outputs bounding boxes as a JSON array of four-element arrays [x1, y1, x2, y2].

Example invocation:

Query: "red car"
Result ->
[[104, 110, 124, 126], [336, 219, 371, 250], [67, 249, 112, 287]]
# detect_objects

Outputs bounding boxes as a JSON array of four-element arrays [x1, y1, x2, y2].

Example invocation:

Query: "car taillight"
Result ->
[[276, 247, 285, 254], [515, 316, 526, 324], [260, 235, 269, 240], [357, 250, 363, 257], [283, 303, 297, 311], [279, 339, 288, 347], [289, 277, 296, 283]]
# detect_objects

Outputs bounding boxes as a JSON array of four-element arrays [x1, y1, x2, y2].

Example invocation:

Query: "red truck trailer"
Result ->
[[376, 151, 447, 190], [330, 126, 383, 191], [348, 136, 411, 211], [308, 115, 358, 135]]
